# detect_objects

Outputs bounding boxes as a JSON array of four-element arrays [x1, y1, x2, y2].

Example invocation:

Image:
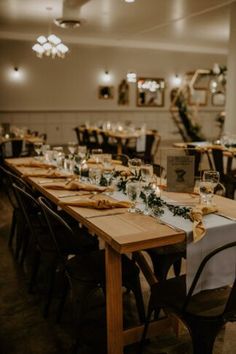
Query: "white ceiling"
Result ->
[[0, 0, 235, 54]]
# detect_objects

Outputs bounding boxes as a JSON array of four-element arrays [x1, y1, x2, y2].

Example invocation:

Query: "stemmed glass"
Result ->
[[67, 141, 77, 156], [199, 170, 220, 204], [89, 167, 102, 185], [126, 181, 140, 213], [128, 158, 142, 176], [103, 168, 114, 187], [34, 142, 43, 159], [141, 164, 153, 215], [91, 149, 103, 164]]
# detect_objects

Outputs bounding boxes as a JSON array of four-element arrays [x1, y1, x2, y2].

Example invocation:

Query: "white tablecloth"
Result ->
[[160, 198, 236, 294]]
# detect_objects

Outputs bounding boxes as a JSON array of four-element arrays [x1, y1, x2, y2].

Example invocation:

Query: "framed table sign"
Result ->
[[167, 155, 195, 192]]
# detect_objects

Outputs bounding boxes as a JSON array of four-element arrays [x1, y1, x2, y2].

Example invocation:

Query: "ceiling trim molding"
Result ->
[[0, 30, 228, 55]]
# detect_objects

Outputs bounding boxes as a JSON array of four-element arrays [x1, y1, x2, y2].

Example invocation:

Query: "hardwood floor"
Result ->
[[0, 186, 235, 354]]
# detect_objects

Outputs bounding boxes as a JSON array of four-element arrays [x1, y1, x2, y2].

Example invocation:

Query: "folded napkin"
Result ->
[[22, 170, 73, 178], [43, 180, 107, 192], [189, 204, 218, 243], [60, 196, 132, 209], [15, 161, 55, 169]]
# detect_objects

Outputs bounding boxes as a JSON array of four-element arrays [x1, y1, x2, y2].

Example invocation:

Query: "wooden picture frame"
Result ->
[[188, 87, 208, 106], [211, 91, 226, 106], [98, 86, 114, 99], [136, 78, 165, 107]]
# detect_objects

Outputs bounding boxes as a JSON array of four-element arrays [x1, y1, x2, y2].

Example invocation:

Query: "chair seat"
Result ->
[[151, 275, 231, 318], [67, 249, 140, 284]]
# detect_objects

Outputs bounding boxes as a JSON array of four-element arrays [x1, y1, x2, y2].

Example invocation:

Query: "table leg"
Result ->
[[105, 244, 123, 354]]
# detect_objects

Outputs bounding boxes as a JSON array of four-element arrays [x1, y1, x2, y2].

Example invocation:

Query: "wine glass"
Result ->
[[126, 181, 140, 213], [141, 164, 153, 215], [34, 142, 43, 159], [68, 141, 77, 156], [89, 167, 102, 185], [91, 149, 103, 164], [200, 170, 220, 204], [203, 170, 220, 189], [128, 158, 142, 176], [103, 168, 114, 187]]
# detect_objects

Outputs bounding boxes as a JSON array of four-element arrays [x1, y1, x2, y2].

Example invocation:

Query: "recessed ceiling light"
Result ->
[[124, 0, 135, 3]]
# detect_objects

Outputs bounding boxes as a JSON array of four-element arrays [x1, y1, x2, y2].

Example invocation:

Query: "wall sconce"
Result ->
[[103, 70, 111, 83], [127, 72, 137, 83], [172, 74, 182, 87], [7, 66, 24, 82]]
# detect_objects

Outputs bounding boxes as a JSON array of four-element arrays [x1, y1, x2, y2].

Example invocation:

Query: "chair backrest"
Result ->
[[0, 166, 19, 208], [1, 140, 23, 158], [74, 127, 82, 145], [183, 241, 236, 319], [38, 196, 76, 258], [12, 183, 46, 244], [211, 148, 224, 180]]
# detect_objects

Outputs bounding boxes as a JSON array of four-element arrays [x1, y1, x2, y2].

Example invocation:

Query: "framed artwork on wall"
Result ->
[[136, 78, 165, 107], [211, 91, 226, 106], [98, 86, 114, 99], [188, 87, 208, 106]]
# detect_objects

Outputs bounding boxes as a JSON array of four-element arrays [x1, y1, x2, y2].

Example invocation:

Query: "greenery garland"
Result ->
[[104, 172, 191, 220]]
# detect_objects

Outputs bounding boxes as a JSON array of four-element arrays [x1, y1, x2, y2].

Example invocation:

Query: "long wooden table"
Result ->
[[5, 157, 186, 354]]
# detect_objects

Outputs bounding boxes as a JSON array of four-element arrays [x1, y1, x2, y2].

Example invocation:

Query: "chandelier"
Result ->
[[32, 7, 69, 59], [32, 34, 69, 59]]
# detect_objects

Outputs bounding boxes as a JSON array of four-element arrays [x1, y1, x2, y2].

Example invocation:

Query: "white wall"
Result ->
[[0, 39, 226, 144]]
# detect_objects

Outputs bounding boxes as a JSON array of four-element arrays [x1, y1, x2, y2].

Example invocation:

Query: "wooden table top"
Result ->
[[0, 135, 43, 144], [5, 157, 186, 254]]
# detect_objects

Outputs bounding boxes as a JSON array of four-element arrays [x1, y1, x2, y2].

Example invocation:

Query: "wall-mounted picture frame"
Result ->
[[188, 87, 208, 106], [98, 86, 114, 99], [211, 91, 226, 106], [136, 78, 165, 107]]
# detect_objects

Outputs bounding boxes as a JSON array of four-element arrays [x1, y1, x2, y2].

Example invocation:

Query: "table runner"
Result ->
[[161, 193, 236, 294]]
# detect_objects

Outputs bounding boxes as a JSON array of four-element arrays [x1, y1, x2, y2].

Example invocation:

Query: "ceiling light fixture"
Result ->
[[124, 0, 135, 3], [32, 7, 69, 59]]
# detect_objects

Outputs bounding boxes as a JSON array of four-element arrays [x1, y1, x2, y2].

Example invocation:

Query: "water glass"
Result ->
[[103, 168, 113, 186], [199, 180, 214, 205], [140, 164, 153, 183], [203, 170, 220, 189], [91, 149, 103, 164], [89, 167, 102, 185], [126, 181, 140, 213], [34, 142, 43, 158], [128, 158, 142, 175], [67, 141, 77, 155]]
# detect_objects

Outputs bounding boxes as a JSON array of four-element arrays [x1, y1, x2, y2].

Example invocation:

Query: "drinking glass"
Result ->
[[128, 158, 142, 175], [89, 167, 102, 185], [102, 154, 112, 169], [91, 149, 103, 164], [103, 168, 113, 187], [68, 141, 77, 155], [126, 181, 140, 213], [199, 180, 214, 205], [41, 144, 51, 160], [203, 170, 220, 189], [34, 142, 43, 158], [141, 164, 153, 215]]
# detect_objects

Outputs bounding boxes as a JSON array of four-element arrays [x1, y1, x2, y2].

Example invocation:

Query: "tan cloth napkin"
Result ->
[[60, 196, 132, 209], [15, 161, 56, 169], [44, 180, 107, 192], [22, 170, 73, 178], [189, 204, 218, 243]]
